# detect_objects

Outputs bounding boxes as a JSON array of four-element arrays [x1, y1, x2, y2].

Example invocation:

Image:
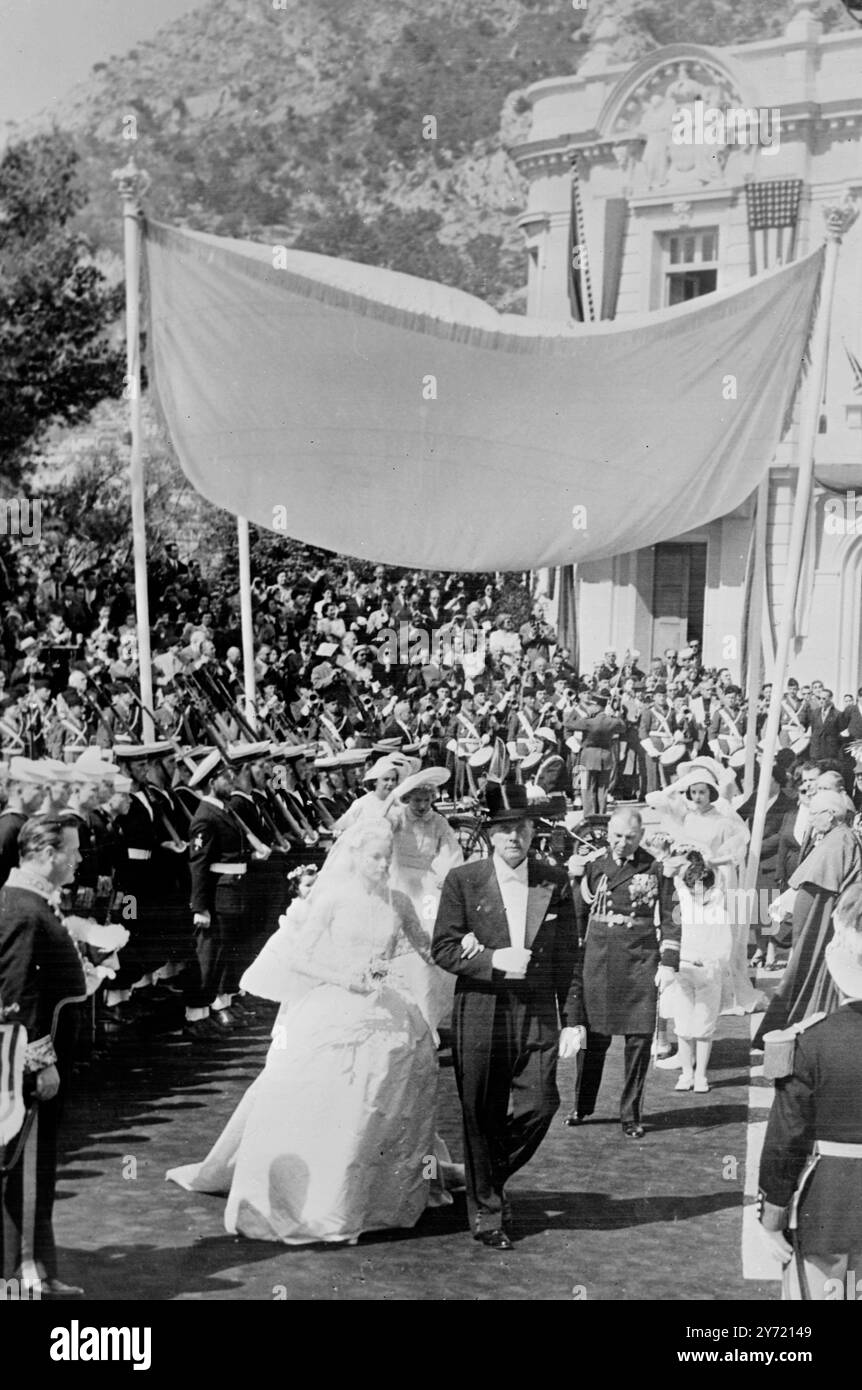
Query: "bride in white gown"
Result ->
[[167, 821, 439, 1245]]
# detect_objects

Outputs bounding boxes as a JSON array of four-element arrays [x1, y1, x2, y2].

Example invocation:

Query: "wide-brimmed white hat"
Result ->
[[362, 756, 404, 783], [389, 767, 450, 801], [672, 768, 720, 802]]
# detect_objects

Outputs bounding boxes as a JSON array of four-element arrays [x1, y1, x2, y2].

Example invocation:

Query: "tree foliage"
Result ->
[[0, 131, 124, 485]]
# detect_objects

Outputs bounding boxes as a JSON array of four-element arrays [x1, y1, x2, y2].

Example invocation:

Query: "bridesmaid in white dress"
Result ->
[[167, 822, 439, 1245], [646, 765, 766, 1015], [383, 767, 463, 1036]]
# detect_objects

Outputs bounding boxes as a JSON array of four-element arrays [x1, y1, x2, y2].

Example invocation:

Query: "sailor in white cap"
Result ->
[[103, 743, 189, 1028], [186, 750, 254, 1038], [0, 757, 45, 888]]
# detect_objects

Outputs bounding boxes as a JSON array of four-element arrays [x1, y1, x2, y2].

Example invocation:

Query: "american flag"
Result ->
[[567, 155, 595, 322], [745, 179, 804, 275]]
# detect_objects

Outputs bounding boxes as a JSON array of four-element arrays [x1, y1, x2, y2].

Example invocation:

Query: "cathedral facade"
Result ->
[[509, 3, 862, 693]]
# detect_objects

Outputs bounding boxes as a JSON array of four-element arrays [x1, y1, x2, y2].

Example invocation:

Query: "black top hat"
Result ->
[[483, 782, 531, 823]]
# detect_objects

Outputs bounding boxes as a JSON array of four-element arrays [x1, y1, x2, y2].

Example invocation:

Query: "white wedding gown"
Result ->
[[167, 884, 439, 1244]]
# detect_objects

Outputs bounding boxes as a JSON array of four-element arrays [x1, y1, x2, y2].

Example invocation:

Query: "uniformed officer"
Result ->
[[187, 750, 265, 1038], [757, 883, 862, 1299], [103, 741, 182, 1026], [569, 808, 679, 1138], [0, 759, 44, 888], [566, 691, 625, 816], [227, 741, 279, 989]]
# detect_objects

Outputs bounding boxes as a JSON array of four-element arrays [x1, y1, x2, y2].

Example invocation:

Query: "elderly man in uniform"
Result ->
[[758, 884, 862, 1300], [0, 817, 87, 1298], [568, 808, 679, 1138]]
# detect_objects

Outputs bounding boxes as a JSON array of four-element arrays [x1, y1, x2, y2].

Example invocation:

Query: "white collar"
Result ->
[[493, 853, 529, 885], [200, 793, 225, 809], [5, 866, 62, 908]]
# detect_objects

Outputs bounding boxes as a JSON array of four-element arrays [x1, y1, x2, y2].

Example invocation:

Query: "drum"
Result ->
[[659, 743, 686, 767], [468, 745, 493, 769], [728, 746, 747, 769]]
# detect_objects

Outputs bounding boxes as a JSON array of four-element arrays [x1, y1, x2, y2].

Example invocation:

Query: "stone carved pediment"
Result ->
[[609, 58, 743, 193]]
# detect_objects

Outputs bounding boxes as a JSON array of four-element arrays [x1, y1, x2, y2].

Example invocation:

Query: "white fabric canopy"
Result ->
[[145, 221, 822, 572]]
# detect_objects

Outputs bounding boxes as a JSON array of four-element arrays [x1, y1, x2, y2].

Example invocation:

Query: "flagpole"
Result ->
[[745, 194, 858, 891], [742, 476, 769, 797], [112, 155, 154, 743], [237, 516, 257, 731]]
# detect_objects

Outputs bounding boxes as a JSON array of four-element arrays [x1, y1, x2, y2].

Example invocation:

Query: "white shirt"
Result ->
[[493, 852, 529, 950]]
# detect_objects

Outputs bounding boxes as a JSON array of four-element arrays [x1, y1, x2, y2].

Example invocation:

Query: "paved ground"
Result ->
[[54, 995, 780, 1302]]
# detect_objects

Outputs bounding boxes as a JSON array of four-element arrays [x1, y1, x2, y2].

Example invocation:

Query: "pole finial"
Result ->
[[823, 189, 859, 242], [111, 154, 151, 210]]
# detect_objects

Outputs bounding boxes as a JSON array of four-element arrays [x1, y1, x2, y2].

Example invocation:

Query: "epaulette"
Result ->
[[795, 1010, 828, 1035]]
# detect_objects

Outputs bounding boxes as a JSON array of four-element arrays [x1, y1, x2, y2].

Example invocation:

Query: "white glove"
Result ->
[[491, 946, 532, 978], [655, 965, 676, 990], [558, 1026, 587, 1059], [758, 1225, 793, 1265]]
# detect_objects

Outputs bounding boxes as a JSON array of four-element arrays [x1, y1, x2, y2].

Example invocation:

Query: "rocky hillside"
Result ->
[[14, 0, 842, 312]]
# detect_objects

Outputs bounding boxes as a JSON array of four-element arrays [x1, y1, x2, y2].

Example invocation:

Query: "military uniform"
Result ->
[[113, 789, 170, 986], [758, 1003, 862, 1300], [571, 846, 679, 1127], [0, 875, 87, 1284], [188, 797, 251, 1007], [0, 810, 27, 890], [566, 709, 625, 815]]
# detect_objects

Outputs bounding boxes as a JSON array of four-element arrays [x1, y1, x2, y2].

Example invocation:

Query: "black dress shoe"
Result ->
[[475, 1229, 514, 1250], [210, 1007, 243, 1029], [622, 1122, 646, 1139], [563, 1113, 588, 1127], [182, 1018, 218, 1042]]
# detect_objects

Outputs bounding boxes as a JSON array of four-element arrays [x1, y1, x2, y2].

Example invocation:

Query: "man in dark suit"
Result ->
[[432, 783, 582, 1249], [802, 689, 845, 762], [566, 691, 625, 814], [569, 808, 679, 1138], [757, 883, 862, 1299], [0, 817, 87, 1298], [839, 687, 862, 745]]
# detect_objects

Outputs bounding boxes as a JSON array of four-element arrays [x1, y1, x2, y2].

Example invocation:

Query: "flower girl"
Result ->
[[660, 850, 733, 1093]]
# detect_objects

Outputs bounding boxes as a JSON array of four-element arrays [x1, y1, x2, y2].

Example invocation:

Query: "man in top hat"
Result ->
[[569, 808, 679, 1137], [0, 759, 45, 889], [757, 883, 862, 1299], [432, 782, 583, 1248], [566, 690, 625, 816]]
